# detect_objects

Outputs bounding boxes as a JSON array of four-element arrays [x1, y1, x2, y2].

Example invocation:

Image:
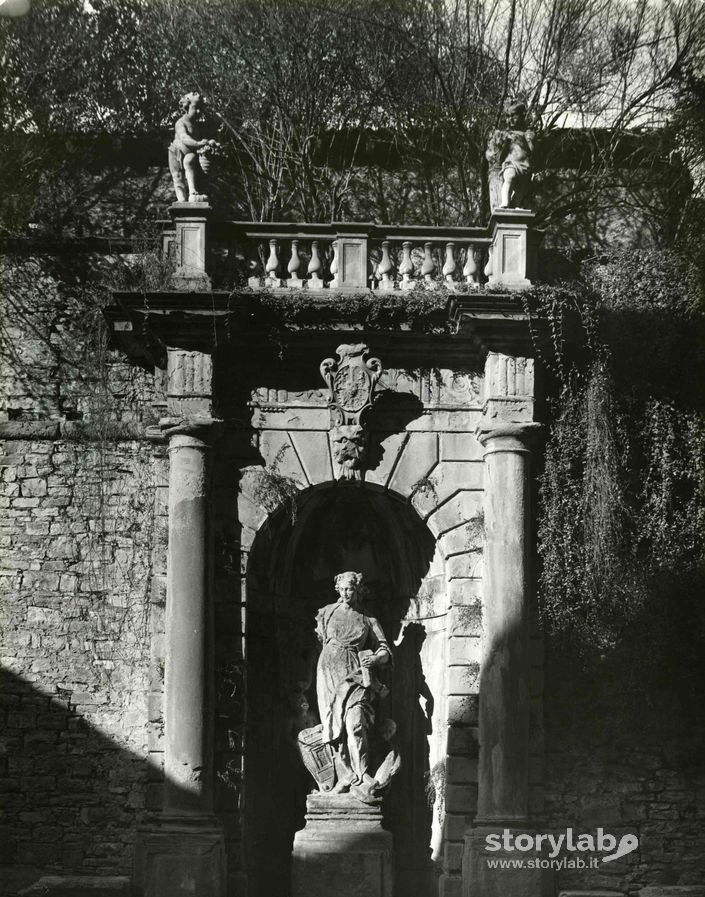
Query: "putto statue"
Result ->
[[168, 91, 220, 203], [485, 102, 535, 210], [297, 572, 400, 804]]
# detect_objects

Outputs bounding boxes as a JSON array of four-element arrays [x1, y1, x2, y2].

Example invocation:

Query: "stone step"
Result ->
[[17, 876, 131, 896], [558, 891, 624, 897], [638, 889, 705, 897]]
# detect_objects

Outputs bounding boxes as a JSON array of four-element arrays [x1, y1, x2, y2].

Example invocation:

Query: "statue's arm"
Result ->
[[175, 118, 208, 152], [366, 617, 391, 667], [485, 130, 508, 165], [315, 608, 326, 643]]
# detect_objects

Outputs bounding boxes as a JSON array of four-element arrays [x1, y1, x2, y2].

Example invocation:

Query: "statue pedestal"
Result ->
[[292, 793, 393, 897]]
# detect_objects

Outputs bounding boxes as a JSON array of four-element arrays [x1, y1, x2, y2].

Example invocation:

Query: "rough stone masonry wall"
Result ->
[[1, 255, 162, 874], [543, 635, 705, 896], [0, 437, 158, 873]]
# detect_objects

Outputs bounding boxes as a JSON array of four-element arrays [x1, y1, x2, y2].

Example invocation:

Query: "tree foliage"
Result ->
[[1, 0, 704, 239]]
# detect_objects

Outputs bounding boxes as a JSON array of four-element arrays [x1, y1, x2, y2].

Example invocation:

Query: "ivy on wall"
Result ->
[[523, 249, 705, 651]]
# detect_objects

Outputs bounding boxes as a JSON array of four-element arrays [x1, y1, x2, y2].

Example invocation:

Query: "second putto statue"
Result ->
[[486, 102, 535, 210], [298, 572, 400, 804], [168, 92, 221, 203]]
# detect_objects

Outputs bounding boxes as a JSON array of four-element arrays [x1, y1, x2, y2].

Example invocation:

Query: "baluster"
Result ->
[[442, 242, 456, 288], [368, 252, 378, 290], [484, 246, 493, 281], [421, 241, 436, 288], [463, 244, 479, 289], [307, 240, 324, 290], [328, 240, 340, 289], [399, 241, 415, 291], [287, 239, 303, 289], [378, 241, 395, 291], [248, 245, 263, 289], [266, 239, 282, 287]]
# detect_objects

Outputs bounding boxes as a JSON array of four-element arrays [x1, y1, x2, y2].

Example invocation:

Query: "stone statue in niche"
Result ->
[[297, 571, 400, 804], [486, 101, 535, 210], [168, 91, 221, 203], [320, 344, 383, 481]]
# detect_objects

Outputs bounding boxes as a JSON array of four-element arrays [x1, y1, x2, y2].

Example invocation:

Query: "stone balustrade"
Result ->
[[166, 206, 538, 292]]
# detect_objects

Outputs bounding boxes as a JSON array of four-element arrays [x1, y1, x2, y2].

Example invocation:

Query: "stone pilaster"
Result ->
[[135, 349, 225, 897], [462, 352, 545, 897]]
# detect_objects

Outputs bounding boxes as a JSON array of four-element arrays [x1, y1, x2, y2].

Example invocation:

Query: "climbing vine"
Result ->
[[522, 249, 705, 651]]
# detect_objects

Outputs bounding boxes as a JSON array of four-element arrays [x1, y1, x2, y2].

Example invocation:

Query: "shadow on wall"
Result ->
[[0, 667, 166, 894], [543, 570, 705, 893]]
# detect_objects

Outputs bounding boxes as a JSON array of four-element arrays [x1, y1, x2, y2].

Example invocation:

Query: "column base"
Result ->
[[292, 793, 393, 897], [462, 823, 552, 897], [134, 817, 226, 897]]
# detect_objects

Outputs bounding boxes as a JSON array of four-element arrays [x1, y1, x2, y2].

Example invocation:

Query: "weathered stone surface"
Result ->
[[427, 491, 482, 537], [637, 890, 705, 897], [558, 892, 625, 896], [257, 430, 308, 488], [18, 875, 131, 895], [439, 522, 483, 557], [447, 579, 483, 607], [292, 794, 393, 897], [448, 663, 480, 695], [365, 431, 409, 489], [134, 824, 226, 897], [440, 432, 484, 462], [449, 606, 483, 639], [410, 461, 482, 520], [388, 432, 438, 498], [290, 429, 333, 485]]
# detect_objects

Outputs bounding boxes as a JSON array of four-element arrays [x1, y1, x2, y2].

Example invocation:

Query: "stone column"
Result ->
[[135, 349, 225, 897], [163, 424, 214, 815], [462, 352, 544, 897]]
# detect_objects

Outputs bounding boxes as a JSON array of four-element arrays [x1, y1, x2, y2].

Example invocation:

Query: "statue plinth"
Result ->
[[292, 793, 393, 897]]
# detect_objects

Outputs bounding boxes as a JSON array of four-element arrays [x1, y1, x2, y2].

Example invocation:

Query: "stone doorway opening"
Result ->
[[243, 484, 446, 897]]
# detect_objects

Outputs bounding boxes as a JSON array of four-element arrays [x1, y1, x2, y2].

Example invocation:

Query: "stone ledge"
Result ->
[[558, 891, 624, 897], [638, 889, 705, 897], [0, 420, 149, 442], [17, 876, 131, 896]]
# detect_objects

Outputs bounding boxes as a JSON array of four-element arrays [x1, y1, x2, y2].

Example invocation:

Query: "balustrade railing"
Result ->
[[235, 223, 494, 293], [165, 211, 536, 292]]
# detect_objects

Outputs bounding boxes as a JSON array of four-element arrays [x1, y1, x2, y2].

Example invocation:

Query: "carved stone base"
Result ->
[[292, 793, 393, 897], [462, 825, 552, 897], [172, 267, 212, 291], [134, 819, 226, 897]]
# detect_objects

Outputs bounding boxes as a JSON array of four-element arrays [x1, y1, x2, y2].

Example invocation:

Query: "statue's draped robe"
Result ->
[[316, 602, 387, 745]]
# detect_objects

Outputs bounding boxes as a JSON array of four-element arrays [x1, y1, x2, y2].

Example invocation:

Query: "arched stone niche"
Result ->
[[236, 368, 486, 897]]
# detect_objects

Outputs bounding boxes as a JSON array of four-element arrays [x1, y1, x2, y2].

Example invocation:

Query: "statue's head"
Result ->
[[507, 102, 527, 128], [179, 91, 205, 116], [334, 571, 364, 605]]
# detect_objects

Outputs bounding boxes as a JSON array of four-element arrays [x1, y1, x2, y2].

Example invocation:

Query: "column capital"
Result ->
[[159, 415, 223, 443], [476, 420, 541, 452]]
